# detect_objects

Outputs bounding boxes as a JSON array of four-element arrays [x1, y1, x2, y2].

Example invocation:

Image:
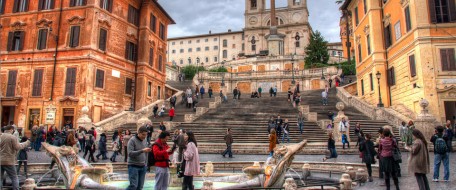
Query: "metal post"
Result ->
[[291, 54, 295, 85], [376, 71, 384, 107]]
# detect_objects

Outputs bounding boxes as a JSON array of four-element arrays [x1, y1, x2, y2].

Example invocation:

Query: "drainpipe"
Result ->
[[379, 1, 392, 106], [50, 0, 64, 101], [132, 2, 143, 111]]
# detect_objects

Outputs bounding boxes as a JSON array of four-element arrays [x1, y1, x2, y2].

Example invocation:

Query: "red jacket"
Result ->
[[169, 109, 175, 117], [153, 138, 171, 167]]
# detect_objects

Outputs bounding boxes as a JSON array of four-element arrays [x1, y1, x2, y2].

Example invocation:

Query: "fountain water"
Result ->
[[287, 167, 305, 186], [36, 168, 58, 186]]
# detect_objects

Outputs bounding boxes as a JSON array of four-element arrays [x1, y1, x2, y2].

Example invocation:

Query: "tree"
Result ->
[[304, 30, 330, 67], [181, 65, 206, 80]]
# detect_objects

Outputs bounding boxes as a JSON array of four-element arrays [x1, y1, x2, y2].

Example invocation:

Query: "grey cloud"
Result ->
[[159, 0, 341, 42]]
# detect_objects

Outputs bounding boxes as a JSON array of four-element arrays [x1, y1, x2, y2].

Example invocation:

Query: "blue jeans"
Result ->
[[269, 151, 274, 157], [282, 132, 290, 143], [322, 98, 328, 105], [110, 151, 118, 161], [1, 165, 19, 190], [127, 165, 147, 190], [35, 138, 42, 151], [222, 144, 233, 157], [155, 167, 169, 190], [433, 153, 450, 180], [298, 123, 303, 134]]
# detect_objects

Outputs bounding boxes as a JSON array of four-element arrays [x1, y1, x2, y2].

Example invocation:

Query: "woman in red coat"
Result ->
[[169, 107, 175, 121]]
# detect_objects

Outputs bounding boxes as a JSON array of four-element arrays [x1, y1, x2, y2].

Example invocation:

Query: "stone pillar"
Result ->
[[77, 106, 93, 131], [339, 173, 353, 190], [355, 168, 368, 184], [333, 102, 349, 142], [301, 163, 311, 179], [169, 165, 183, 187], [283, 178, 298, 190], [414, 99, 439, 139], [345, 166, 355, 180], [21, 178, 36, 190], [205, 161, 214, 176]]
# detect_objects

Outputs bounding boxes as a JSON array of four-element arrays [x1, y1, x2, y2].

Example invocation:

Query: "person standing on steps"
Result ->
[[287, 87, 292, 102], [153, 131, 174, 190], [200, 86, 205, 99], [159, 121, 166, 132], [294, 93, 301, 108], [328, 78, 333, 88], [405, 120, 415, 146], [282, 119, 290, 143], [269, 87, 274, 97], [430, 126, 450, 182], [354, 122, 363, 147], [233, 87, 238, 100], [16, 137, 29, 178], [187, 95, 193, 109], [398, 121, 407, 144], [169, 107, 175, 121], [123, 129, 132, 163], [275, 115, 283, 141], [322, 90, 328, 106], [238, 89, 242, 99], [268, 117, 276, 134], [177, 129, 186, 163], [182, 131, 200, 190], [146, 123, 153, 145], [297, 112, 304, 135], [379, 128, 400, 190], [222, 128, 234, 158], [195, 85, 199, 99], [96, 133, 108, 160], [359, 133, 377, 182], [273, 86, 278, 97], [258, 86, 262, 97], [405, 129, 430, 190], [444, 121, 454, 152], [153, 104, 159, 118], [208, 87, 213, 98], [323, 133, 337, 162], [269, 129, 277, 157], [186, 87, 192, 97], [127, 126, 151, 190]]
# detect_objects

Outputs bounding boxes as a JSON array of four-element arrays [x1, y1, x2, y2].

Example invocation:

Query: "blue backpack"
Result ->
[[434, 135, 448, 154]]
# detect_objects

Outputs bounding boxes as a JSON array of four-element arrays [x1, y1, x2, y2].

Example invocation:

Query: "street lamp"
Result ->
[[196, 57, 200, 82], [291, 54, 296, 85], [376, 71, 384, 107], [221, 61, 225, 86]]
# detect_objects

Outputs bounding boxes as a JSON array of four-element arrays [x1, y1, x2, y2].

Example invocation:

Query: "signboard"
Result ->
[[45, 104, 57, 125]]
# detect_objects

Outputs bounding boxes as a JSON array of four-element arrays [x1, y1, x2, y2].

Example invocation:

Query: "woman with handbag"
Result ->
[[405, 129, 430, 190], [182, 131, 200, 190], [359, 133, 377, 182], [323, 133, 337, 162], [379, 128, 400, 190]]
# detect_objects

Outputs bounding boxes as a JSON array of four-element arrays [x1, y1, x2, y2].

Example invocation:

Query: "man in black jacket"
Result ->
[[222, 128, 234, 158]]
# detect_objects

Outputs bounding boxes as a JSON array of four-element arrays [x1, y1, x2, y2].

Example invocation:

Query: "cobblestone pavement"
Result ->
[[26, 151, 456, 190]]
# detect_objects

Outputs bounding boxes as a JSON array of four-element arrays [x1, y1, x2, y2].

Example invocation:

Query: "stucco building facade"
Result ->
[[0, 0, 174, 133], [341, 0, 456, 123]]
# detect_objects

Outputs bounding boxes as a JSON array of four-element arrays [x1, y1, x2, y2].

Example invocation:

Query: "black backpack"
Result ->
[[147, 142, 163, 167]]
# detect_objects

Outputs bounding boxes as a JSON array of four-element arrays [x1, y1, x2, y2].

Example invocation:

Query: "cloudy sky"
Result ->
[[159, 0, 342, 42]]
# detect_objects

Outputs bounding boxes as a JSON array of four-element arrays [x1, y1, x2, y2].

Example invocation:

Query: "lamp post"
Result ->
[[196, 57, 200, 83], [376, 71, 384, 107], [221, 61, 225, 87]]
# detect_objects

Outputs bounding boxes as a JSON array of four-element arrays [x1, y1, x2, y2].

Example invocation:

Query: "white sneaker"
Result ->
[[443, 180, 450, 182], [432, 179, 439, 182]]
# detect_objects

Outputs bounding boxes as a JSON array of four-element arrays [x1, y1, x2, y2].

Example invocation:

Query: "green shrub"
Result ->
[[181, 65, 206, 79], [208, 67, 228, 72]]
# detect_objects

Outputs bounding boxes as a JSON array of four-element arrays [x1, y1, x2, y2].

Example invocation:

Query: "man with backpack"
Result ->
[[126, 126, 151, 190], [430, 126, 450, 182], [151, 131, 174, 190]]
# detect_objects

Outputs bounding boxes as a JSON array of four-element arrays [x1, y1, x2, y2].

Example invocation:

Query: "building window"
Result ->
[[232, 44, 236, 48], [408, 54, 417, 77], [37, 29, 48, 50], [159, 23, 166, 40], [440, 48, 456, 71], [188, 40, 192, 44], [363, 0, 367, 14], [180, 49, 184, 53], [125, 78, 133, 95], [32, 69, 44, 97], [188, 48, 192, 52], [361, 79, 365, 95], [0, 0, 5, 14], [366, 35, 371, 55], [157, 86, 161, 99], [214, 38, 217, 41], [98, 28, 107, 51], [171, 42, 175, 45], [429, 0, 456, 23], [13, 0, 29, 12], [65, 68, 77, 96], [293, 0, 301, 5], [404, 6, 412, 32], [384, 25, 392, 48], [158, 55, 163, 72], [38, 0, 54, 10], [125, 41, 137, 61], [251, 0, 257, 9], [95, 69, 105, 88], [7, 31, 25, 51], [252, 44, 256, 51], [180, 59, 183, 64], [223, 39, 228, 47], [128, 5, 139, 26], [214, 56, 218, 62], [172, 49, 175, 54], [188, 58, 192, 64], [394, 21, 401, 40], [369, 73, 374, 91], [387, 67, 396, 86], [6, 70, 18, 97], [196, 47, 201, 52], [147, 82, 152, 97], [149, 48, 154, 67], [205, 38, 208, 42], [223, 50, 228, 58], [69, 26, 80, 48], [354, 7, 359, 25], [205, 57, 209, 63], [358, 44, 362, 63], [214, 46, 218, 50], [69, 0, 86, 7], [150, 14, 156, 33], [196, 39, 200, 43], [99, 0, 112, 12], [205, 46, 209, 51]]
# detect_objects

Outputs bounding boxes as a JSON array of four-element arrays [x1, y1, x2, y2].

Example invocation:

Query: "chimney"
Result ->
[[209, 30, 212, 34], [228, 29, 232, 32]]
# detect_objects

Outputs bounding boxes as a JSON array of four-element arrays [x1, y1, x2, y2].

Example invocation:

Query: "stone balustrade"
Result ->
[[307, 112, 317, 122]]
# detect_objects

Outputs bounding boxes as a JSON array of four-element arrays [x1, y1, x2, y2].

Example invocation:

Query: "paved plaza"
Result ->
[[25, 150, 456, 190]]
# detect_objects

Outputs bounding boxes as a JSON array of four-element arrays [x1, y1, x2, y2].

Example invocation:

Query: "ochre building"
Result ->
[[0, 0, 175, 134], [341, 0, 456, 123]]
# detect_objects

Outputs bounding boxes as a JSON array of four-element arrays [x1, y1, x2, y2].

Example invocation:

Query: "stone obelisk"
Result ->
[[266, 0, 285, 56]]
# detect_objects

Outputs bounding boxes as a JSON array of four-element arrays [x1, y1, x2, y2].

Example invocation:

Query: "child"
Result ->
[[17, 137, 29, 177], [342, 132, 350, 149], [110, 138, 120, 162]]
